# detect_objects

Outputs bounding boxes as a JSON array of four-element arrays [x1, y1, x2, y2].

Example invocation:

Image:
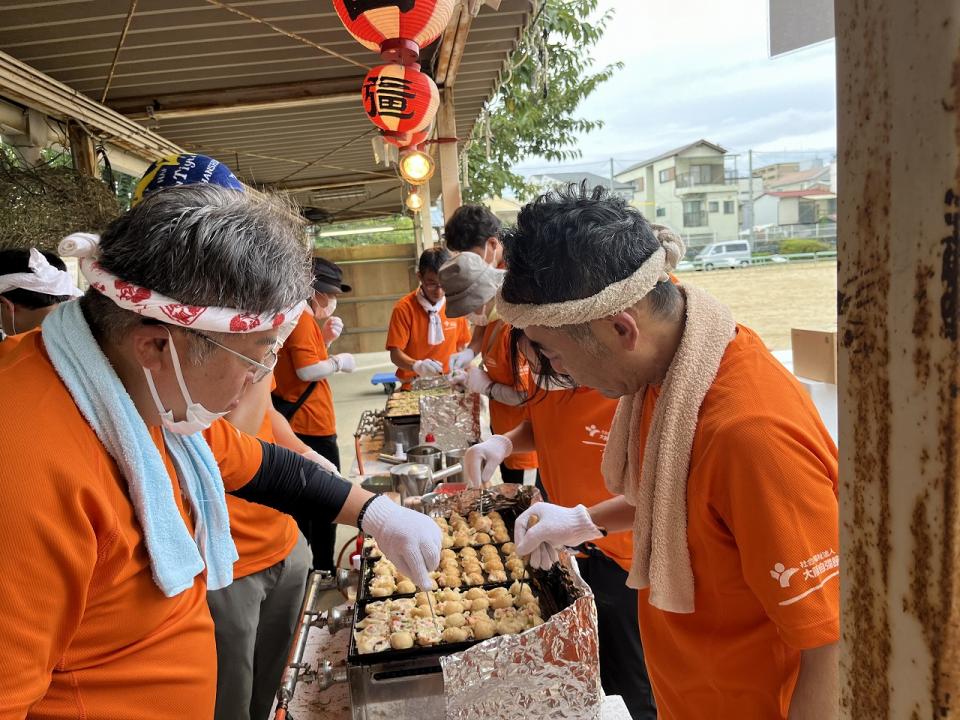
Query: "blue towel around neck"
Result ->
[[41, 300, 237, 596]]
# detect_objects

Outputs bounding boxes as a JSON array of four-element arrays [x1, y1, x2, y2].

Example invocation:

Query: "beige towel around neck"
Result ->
[[601, 283, 736, 614]]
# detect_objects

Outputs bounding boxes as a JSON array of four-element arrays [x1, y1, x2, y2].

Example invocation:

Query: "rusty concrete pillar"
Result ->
[[836, 0, 959, 718]]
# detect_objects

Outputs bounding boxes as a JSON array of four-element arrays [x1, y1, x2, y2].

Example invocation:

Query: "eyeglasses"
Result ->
[[192, 331, 278, 384]]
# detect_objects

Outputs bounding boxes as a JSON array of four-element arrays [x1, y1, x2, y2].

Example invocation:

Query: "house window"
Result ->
[[659, 167, 676, 184], [655, 207, 666, 217], [724, 200, 735, 214], [689, 164, 724, 185], [799, 200, 817, 224], [826, 198, 837, 214], [708, 201, 719, 213], [683, 200, 707, 227], [635, 177, 645, 192]]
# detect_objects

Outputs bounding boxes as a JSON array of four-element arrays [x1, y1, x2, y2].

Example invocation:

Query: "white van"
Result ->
[[694, 240, 752, 270]]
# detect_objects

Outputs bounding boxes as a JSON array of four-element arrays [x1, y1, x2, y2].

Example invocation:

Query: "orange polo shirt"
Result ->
[[481, 321, 537, 471], [0, 331, 23, 359], [386, 289, 471, 384], [523, 384, 632, 572], [273, 309, 337, 437], [0, 331, 263, 719], [224, 379, 299, 579], [633, 325, 839, 719]]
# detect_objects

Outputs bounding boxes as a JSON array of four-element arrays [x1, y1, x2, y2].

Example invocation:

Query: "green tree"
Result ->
[[462, 0, 621, 203]]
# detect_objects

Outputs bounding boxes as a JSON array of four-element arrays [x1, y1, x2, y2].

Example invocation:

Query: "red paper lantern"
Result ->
[[382, 127, 431, 149], [362, 64, 439, 135], [333, 0, 457, 63]]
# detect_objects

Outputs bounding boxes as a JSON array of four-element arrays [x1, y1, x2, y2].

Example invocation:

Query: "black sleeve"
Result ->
[[230, 440, 353, 526]]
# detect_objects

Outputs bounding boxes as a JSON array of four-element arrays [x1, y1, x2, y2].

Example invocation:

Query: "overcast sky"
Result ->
[[517, 0, 836, 174]]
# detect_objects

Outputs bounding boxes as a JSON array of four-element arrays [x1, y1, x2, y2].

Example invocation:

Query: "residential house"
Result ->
[[483, 196, 524, 226], [765, 163, 833, 192], [527, 171, 634, 202], [615, 140, 739, 247], [753, 184, 837, 227], [753, 161, 801, 186]]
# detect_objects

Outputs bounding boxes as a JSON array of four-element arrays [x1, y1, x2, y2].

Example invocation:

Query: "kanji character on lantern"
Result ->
[[361, 64, 439, 135]]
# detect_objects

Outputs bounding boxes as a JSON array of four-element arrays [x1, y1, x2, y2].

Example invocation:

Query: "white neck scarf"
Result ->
[[416, 290, 446, 346]]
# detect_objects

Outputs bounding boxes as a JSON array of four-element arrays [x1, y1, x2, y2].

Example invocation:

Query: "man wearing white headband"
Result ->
[[0, 247, 82, 342], [489, 186, 839, 719], [0, 185, 441, 719]]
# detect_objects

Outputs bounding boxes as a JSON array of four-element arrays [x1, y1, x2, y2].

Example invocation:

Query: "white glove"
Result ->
[[412, 358, 443, 377], [449, 348, 476, 372], [463, 434, 513, 488], [465, 366, 493, 396], [448, 369, 468, 387], [332, 353, 356, 373], [513, 503, 603, 569], [322, 316, 344, 345], [302, 450, 340, 476], [360, 495, 442, 589]]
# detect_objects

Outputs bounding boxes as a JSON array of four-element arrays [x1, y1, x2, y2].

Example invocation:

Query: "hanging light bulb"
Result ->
[[405, 186, 424, 211], [398, 149, 435, 185]]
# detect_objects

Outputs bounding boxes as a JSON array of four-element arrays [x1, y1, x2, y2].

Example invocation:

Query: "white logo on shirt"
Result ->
[[583, 424, 609, 447], [770, 562, 799, 588], [775, 549, 840, 606]]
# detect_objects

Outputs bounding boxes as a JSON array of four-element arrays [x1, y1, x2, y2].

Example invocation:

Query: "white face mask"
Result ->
[[314, 294, 337, 319], [143, 328, 230, 435]]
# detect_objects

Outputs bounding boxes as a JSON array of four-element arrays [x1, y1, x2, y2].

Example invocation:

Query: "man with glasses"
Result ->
[[0, 185, 442, 719], [386, 247, 471, 389]]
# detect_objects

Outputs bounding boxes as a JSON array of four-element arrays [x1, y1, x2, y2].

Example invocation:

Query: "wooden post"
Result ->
[[836, 0, 960, 717], [414, 180, 433, 255], [438, 89, 461, 223], [67, 121, 97, 177]]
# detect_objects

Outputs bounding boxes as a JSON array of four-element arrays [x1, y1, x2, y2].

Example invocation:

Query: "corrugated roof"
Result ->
[[766, 166, 831, 188], [0, 0, 532, 220]]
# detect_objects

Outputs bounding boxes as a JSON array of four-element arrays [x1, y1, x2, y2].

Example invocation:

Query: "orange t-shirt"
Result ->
[[224, 378, 299, 579], [0, 332, 263, 719], [273, 310, 336, 437], [634, 326, 839, 720], [385, 289, 471, 384], [481, 321, 537, 471], [523, 384, 632, 572], [0, 331, 23, 359]]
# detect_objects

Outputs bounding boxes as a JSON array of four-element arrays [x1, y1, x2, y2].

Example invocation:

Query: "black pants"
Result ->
[[499, 464, 525, 484], [293, 433, 340, 572], [578, 547, 657, 719]]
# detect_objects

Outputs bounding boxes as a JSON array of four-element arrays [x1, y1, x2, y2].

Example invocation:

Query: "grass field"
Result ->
[[679, 261, 837, 351]]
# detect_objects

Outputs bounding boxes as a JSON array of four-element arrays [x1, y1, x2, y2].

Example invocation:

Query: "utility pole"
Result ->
[[747, 149, 755, 246], [609, 157, 615, 193]]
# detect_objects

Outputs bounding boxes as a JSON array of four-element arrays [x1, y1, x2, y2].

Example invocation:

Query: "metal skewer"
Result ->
[[516, 513, 539, 608]]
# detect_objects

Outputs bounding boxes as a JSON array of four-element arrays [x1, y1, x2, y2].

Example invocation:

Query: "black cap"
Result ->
[[312, 257, 351, 294]]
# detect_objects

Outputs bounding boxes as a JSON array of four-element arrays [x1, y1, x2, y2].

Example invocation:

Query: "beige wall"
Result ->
[[316, 244, 418, 354]]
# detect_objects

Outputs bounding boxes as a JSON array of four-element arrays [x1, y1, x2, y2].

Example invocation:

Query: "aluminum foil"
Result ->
[[418, 390, 480, 451], [426, 486, 603, 720]]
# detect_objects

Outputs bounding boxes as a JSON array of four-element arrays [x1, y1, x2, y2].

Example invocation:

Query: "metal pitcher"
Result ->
[[406, 444, 444, 472], [390, 462, 463, 506]]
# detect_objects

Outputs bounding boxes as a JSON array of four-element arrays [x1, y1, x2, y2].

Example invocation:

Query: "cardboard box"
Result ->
[[791, 328, 837, 384]]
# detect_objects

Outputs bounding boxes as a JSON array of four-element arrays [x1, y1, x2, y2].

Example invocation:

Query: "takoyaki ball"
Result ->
[[442, 627, 468, 643], [473, 618, 497, 640], [390, 631, 414, 650], [396, 579, 416, 594], [444, 612, 466, 628]]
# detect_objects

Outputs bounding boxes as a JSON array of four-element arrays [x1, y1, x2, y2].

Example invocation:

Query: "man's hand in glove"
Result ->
[[449, 348, 476, 372], [463, 435, 513, 488], [412, 358, 443, 377], [360, 496, 442, 588], [513, 502, 603, 570], [332, 353, 356, 373], [321, 316, 344, 345]]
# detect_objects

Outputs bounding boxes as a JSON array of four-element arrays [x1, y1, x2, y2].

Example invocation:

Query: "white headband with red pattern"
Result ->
[[59, 233, 306, 334]]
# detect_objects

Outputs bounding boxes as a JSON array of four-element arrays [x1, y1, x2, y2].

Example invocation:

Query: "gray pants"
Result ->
[[207, 533, 311, 720]]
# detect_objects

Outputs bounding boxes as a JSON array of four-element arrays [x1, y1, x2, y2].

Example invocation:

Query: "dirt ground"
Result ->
[[679, 261, 837, 351]]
